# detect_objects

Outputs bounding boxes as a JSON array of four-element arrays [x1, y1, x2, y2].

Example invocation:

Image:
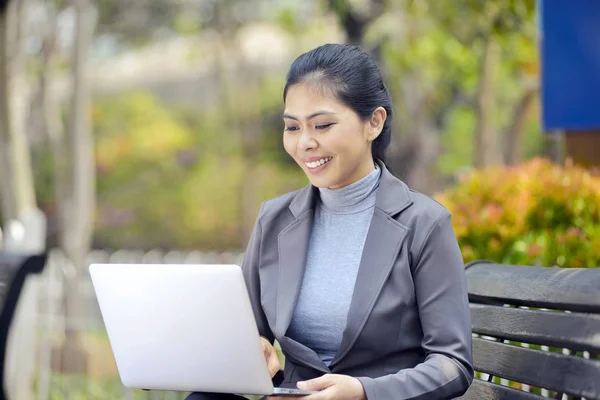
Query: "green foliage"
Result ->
[[377, 0, 541, 181], [437, 106, 477, 174], [23, 0, 545, 251], [273, 6, 301, 35], [437, 159, 600, 267], [95, 0, 268, 49], [94, 92, 193, 183], [92, 90, 306, 250], [420, 0, 536, 43]]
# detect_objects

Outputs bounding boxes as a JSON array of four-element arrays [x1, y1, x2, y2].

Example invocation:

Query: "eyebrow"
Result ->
[[282, 111, 337, 120]]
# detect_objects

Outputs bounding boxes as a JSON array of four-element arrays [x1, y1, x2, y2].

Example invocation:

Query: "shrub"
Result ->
[[436, 158, 600, 267]]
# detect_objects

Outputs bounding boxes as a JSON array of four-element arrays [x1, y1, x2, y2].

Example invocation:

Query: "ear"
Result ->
[[366, 107, 387, 142]]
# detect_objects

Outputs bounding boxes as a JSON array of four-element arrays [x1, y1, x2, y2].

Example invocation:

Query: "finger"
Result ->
[[267, 353, 280, 377], [297, 374, 337, 391], [262, 341, 271, 358], [260, 340, 279, 377], [299, 386, 336, 400]]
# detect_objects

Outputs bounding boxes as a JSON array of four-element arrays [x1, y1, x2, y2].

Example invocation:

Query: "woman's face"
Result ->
[[283, 82, 385, 189]]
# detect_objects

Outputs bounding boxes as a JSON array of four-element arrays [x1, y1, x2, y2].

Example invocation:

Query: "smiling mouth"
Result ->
[[305, 157, 333, 169]]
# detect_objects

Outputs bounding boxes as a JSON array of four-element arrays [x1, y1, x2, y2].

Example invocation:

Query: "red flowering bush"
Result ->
[[436, 159, 600, 267]]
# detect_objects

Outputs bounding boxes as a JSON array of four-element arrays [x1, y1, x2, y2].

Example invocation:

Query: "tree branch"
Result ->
[[327, 0, 388, 45]]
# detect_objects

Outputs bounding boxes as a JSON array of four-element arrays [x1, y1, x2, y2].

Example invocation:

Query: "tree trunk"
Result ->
[[1, 2, 48, 399], [504, 86, 538, 165], [473, 36, 501, 169], [39, 20, 69, 245], [407, 121, 439, 194], [396, 76, 440, 194], [0, 0, 36, 225], [59, 0, 97, 374], [0, 6, 17, 222]]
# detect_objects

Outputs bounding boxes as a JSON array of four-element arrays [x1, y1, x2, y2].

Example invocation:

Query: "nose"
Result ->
[[299, 129, 318, 152]]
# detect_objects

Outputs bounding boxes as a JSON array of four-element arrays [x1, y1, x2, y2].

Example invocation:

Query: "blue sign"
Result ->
[[541, 0, 600, 131]]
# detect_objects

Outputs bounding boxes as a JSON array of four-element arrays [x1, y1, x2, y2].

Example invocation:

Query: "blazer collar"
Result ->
[[288, 158, 413, 218]]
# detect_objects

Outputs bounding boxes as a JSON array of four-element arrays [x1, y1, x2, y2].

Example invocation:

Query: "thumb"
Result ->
[[297, 375, 334, 391]]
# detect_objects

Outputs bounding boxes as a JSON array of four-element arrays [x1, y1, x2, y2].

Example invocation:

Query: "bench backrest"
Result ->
[[0, 252, 46, 400], [460, 261, 600, 400]]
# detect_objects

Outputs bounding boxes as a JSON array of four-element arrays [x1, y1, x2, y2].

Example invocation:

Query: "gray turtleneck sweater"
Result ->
[[287, 166, 381, 365]]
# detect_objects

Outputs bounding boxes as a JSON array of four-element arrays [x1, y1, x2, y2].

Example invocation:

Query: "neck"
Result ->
[[328, 159, 376, 190], [318, 165, 381, 214]]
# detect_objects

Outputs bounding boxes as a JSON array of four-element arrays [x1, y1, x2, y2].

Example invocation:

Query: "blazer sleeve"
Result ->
[[241, 202, 276, 344], [357, 211, 474, 400]]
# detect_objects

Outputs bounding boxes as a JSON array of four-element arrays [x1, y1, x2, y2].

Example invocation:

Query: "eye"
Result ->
[[284, 126, 299, 132], [316, 123, 334, 130]]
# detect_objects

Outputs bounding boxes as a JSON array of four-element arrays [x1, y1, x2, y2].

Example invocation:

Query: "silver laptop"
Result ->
[[89, 263, 316, 396]]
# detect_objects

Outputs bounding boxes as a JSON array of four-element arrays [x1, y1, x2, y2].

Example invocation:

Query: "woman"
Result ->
[[189, 43, 473, 400]]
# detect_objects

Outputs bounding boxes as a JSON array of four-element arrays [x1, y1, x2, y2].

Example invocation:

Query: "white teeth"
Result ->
[[305, 157, 332, 169]]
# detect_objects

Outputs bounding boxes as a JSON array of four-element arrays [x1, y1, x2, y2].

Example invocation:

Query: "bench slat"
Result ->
[[466, 261, 600, 313], [459, 379, 545, 400], [470, 303, 600, 352], [472, 337, 600, 398]]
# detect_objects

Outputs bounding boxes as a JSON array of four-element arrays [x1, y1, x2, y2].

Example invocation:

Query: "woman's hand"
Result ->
[[270, 374, 366, 400], [261, 337, 281, 378]]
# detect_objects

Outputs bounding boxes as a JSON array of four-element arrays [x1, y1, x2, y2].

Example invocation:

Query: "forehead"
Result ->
[[284, 82, 347, 115]]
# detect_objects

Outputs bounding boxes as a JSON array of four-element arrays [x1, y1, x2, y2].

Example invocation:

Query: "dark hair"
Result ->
[[283, 43, 393, 164]]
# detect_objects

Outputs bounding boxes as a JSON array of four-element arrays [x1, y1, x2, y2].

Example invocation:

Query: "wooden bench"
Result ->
[[460, 261, 600, 400], [0, 252, 47, 400]]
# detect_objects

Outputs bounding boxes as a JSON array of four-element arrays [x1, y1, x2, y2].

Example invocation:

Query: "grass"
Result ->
[[45, 374, 188, 400]]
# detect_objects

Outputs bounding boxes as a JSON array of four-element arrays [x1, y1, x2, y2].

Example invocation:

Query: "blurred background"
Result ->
[[0, 0, 599, 399]]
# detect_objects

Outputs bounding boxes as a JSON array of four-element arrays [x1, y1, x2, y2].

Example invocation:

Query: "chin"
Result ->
[[300, 162, 342, 188], [307, 178, 329, 188], [308, 176, 341, 189]]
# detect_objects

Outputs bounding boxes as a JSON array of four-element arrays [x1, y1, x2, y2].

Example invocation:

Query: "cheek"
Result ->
[[282, 134, 297, 157], [331, 126, 368, 156]]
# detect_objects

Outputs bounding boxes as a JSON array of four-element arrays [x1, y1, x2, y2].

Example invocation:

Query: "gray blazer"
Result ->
[[242, 161, 474, 400]]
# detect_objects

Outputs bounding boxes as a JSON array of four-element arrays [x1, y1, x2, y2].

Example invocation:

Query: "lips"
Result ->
[[305, 156, 333, 169]]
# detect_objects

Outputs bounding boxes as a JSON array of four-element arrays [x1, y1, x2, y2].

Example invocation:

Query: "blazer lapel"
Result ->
[[275, 185, 317, 338], [278, 336, 331, 373], [329, 209, 408, 367], [329, 160, 413, 368], [276, 212, 312, 337]]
